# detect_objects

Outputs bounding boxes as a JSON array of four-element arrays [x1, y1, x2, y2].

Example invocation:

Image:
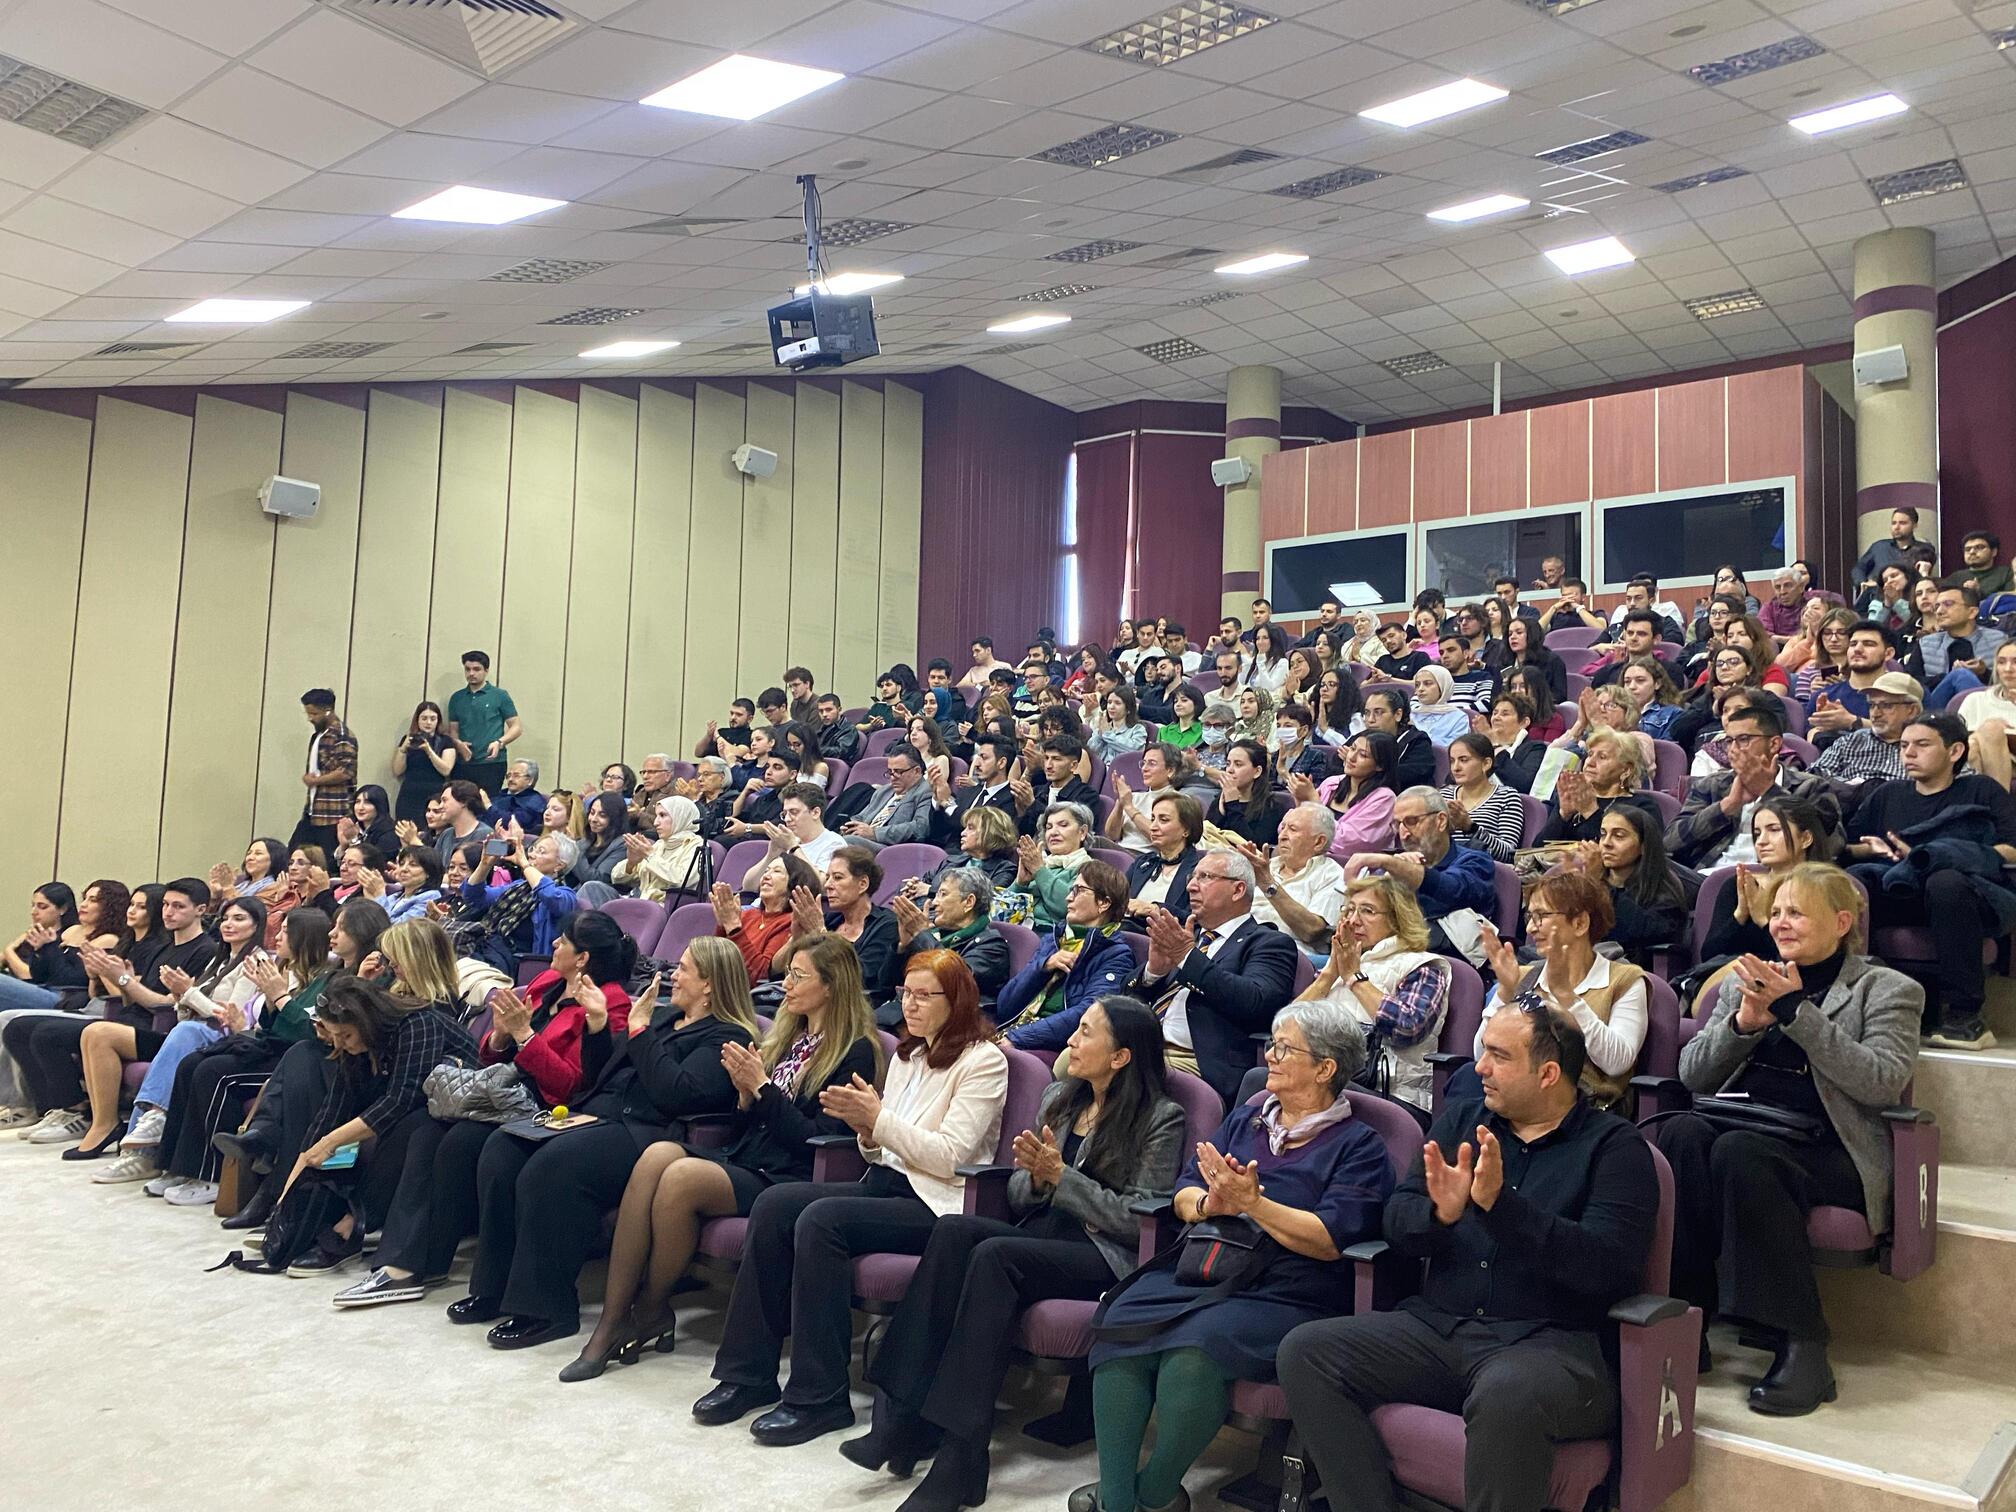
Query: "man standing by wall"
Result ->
[[293, 689, 356, 856], [447, 650, 522, 802]]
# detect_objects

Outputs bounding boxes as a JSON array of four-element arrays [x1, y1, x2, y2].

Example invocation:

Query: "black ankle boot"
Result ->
[[896, 1433, 988, 1512], [840, 1391, 938, 1478], [221, 1185, 275, 1230], [1748, 1339, 1837, 1416]]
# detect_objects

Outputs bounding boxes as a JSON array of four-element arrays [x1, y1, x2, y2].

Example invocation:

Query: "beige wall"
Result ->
[[0, 376, 924, 907]]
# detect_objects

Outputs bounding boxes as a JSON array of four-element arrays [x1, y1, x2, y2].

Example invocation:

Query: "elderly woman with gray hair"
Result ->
[[1003, 800, 1097, 931], [1073, 1001, 1396, 1512], [682, 755, 737, 840], [890, 865, 1011, 1001]]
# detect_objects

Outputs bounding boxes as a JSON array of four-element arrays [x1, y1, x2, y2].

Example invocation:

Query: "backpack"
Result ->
[[206, 1170, 356, 1275]]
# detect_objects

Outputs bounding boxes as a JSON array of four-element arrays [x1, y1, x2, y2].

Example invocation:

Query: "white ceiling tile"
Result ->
[[0, 271, 73, 318], [176, 65, 391, 169], [1, 196, 177, 264], [100, 116, 310, 202], [246, 9, 481, 126], [0, 121, 90, 191], [100, 0, 310, 54], [45, 156, 242, 240], [0, 0, 227, 108]]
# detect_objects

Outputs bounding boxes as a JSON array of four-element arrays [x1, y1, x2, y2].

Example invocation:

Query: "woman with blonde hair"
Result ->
[[378, 915, 464, 1015], [558, 932, 885, 1380], [1299, 875, 1449, 1120], [542, 790, 587, 842]]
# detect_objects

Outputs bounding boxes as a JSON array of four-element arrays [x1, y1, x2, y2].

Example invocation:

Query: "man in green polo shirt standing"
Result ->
[[446, 650, 522, 807]]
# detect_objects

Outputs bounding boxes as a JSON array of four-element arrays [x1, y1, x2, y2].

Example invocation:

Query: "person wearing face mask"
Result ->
[[1652, 863, 1920, 1413], [1196, 701, 1237, 769], [1271, 702, 1338, 787]]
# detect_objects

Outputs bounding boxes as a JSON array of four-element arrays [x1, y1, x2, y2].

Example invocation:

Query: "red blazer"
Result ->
[[480, 970, 633, 1106]]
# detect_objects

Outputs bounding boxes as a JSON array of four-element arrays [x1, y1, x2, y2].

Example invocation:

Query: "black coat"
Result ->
[[1125, 844, 1203, 924], [577, 1011, 751, 1145], [1131, 916, 1301, 1101], [717, 1035, 881, 1182]]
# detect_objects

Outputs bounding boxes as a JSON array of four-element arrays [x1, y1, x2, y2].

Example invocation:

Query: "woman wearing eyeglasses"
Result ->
[[997, 861, 1136, 1051], [694, 950, 1008, 1448]]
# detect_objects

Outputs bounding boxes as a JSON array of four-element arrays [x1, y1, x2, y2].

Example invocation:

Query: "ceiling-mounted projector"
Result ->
[[768, 290, 880, 371]]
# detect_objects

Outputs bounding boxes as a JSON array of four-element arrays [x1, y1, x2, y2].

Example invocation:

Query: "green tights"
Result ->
[[1093, 1348, 1231, 1511]]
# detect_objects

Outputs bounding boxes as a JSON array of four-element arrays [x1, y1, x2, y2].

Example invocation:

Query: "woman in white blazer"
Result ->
[[693, 945, 1008, 1448]]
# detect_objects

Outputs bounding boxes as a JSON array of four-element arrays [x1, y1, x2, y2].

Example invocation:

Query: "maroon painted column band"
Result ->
[[1855, 479, 1938, 510], [1221, 570, 1262, 592], [1225, 416, 1281, 441], [1851, 284, 1938, 321]]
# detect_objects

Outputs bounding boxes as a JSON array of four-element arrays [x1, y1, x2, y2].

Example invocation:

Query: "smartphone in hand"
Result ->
[[321, 1142, 360, 1171]]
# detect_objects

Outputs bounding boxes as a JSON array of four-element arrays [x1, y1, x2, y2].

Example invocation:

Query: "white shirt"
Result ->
[[1608, 599, 1686, 629], [1157, 912, 1251, 1050], [1477, 955, 1649, 1077], [796, 827, 845, 871], [1250, 854, 1345, 951], [941, 780, 1009, 816], [1114, 784, 1176, 852]]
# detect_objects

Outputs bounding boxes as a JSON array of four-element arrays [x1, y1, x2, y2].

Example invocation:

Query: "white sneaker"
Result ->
[[125, 1107, 166, 1146], [0, 1105, 37, 1130], [93, 1150, 161, 1185], [16, 1108, 71, 1140], [143, 1174, 179, 1197], [27, 1110, 89, 1145], [164, 1179, 220, 1208]]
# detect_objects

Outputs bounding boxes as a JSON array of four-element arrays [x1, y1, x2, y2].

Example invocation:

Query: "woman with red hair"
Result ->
[[693, 948, 1009, 1448]]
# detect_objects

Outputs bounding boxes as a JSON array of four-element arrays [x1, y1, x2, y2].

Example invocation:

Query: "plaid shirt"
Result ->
[[1377, 962, 1451, 1048], [1812, 728, 1906, 787], [306, 719, 359, 823]]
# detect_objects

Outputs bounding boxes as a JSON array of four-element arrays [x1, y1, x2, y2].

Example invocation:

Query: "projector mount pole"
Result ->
[[797, 173, 826, 293]]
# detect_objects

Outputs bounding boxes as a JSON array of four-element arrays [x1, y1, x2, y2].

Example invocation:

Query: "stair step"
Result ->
[[1820, 1219, 2016, 1370], [1913, 1048, 2016, 1170]]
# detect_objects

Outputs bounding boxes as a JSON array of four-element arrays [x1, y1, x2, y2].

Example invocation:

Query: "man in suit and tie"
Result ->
[[840, 746, 934, 850], [927, 733, 1018, 846], [1134, 849, 1301, 1099]]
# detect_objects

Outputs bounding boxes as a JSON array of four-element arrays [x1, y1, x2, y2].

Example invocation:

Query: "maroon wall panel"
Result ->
[[918, 368, 1074, 665], [1306, 439, 1357, 536], [1260, 448, 1308, 546], [1530, 401, 1591, 506], [1469, 412, 1527, 513], [1728, 366, 1806, 484], [1359, 431, 1412, 526], [1412, 422, 1468, 520], [1939, 290, 2016, 563], [1134, 430, 1230, 636], [1593, 389, 1656, 499], [1074, 433, 1136, 639], [1655, 378, 1727, 491]]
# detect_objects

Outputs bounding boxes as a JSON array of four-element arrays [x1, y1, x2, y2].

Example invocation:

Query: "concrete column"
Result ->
[[1221, 363, 1281, 620], [1851, 227, 1939, 563]]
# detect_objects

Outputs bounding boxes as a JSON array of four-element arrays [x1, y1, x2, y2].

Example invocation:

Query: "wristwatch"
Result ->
[[1264, 884, 1280, 897], [116, 973, 131, 989], [1350, 973, 1371, 986]]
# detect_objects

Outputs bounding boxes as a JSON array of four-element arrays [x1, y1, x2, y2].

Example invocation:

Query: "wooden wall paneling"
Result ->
[[60, 397, 193, 883], [737, 383, 795, 697], [1305, 439, 1357, 536], [561, 384, 638, 788], [1412, 422, 1468, 520], [346, 387, 442, 794], [1258, 446, 1308, 543], [1358, 431, 1412, 527], [877, 380, 924, 673], [1591, 389, 1656, 500], [833, 380, 885, 698], [255, 393, 364, 840], [1469, 412, 1527, 513], [498, 385, 579, 781], [626, 384, 695, 764], [427, 387, 512, 706], [159, 395, 281, 877], [1728, 365, 1806, 484], [1654, 377, 1727, 492], [0, 402, 91, 906], [681, 383, 747, 735], [1529, 400, 1591, 506], [787, 383, 840, 691]]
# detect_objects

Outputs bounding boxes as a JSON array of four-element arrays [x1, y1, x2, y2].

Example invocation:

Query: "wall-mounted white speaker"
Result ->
[[1852, 344, 1909, 386], [732, 443, 779, 479], [259, 475, 320, 520], [1210, 456, 1253, 487]]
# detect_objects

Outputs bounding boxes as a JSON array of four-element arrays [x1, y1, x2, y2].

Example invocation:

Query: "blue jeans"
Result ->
[[0, 976, 63, 1013], [133, 1019, 225, 1114], [1928, 665, 1985, 711]]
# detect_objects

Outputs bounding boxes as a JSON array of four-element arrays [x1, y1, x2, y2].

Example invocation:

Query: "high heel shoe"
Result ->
[[840, 1391, 939, 1479], [895, 1434, 988, 1512], [61, 1122, 126, 1161], [559, 1334, 641, 1383]]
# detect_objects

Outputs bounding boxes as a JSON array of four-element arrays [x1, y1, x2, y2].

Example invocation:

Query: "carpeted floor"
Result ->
[[2, 1140, 1259, 1512]]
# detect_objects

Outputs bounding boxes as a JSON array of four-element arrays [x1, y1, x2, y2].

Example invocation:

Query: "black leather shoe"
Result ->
[[1748, 1339, 1837, 1416], [751, 1398, 856, 1446], [840, 1391, 938, 1477], [487, 1315, 576, 1350], [446, 1294, 503, 1325], [692, 1381, 781, 1426], [896, 1434, 989, 1512], [211, 1128, 275, 1176]]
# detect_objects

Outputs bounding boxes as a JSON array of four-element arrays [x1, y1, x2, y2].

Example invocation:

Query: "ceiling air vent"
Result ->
[[541, 307, 647, 326], [1380, 352, 1449, 377], [620, 216, 749, 236], [808, 218, 914, 248], [1048, 239, 1145, 263], [1517, 0, 1606, 13], [1684, 289, 1765, 320], [1169, 147, 1283, 177], [1867, 159, 1967, 207], [315, 0, 577, 79], [91, 341, 203, 357], [1270, 166, 1386, 199], [280, 341, 395, 359], [1535, 130, 1648, 166], [1018, 283, 1097, 302], [1034, 124, 1181, 169], [1688, 35, 1825, 86], [1131, 246, 1220, 268], [454, 341, 533, 354], [1176, 290, 1238, 308], [0, 52, 147, 147], [1652, 165, 1750, 193], [1089, 3, 1278, 67], [1138, 337, 1208, 363], [486, 258, 614, 283]]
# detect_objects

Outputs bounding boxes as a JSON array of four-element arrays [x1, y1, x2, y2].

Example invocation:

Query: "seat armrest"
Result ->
[[1342, 1239, 1389, 1265], [957, 1162, 1016, 1221], [808, 1133, 866, 1184], [680, 1112, 738, 1151], [1130, 1196, 1178, 1265], [1129, 1196, 1175, 1218], [1423, 1051, 1469, 1068], [1881, 1104, 1935, 1124], [1608, 1293, 1688, 1327], [955, 1162, 1016, 1179], [806, 1134, 858, 1147]]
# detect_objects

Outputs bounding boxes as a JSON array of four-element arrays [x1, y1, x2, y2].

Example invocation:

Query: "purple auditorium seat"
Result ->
[[1545, 625, 1603, 654], [1516, 793, 1547, 848], [865, 727, 906, 758], [1778, 734, 1818, 769], [515, 956, 550, 985], [1114, 930, 1149, 974], [656, 902, 717, 966], [1090, 846, 1134, 876], [1490, 862, 1521, 940], [848, 757, 890, 791], [1105, 750, 1145, 797], [599, 896, 669, 954], [1646, 789, 1682, 826], [1651, 739, 1688, 799], [1425, 957, 1486, 1112], [871, 844, 947, 904], [1771, 689, 1808, 736], [840, 707, 869, 727], [994, 921, 1040, 979], [1809, 1083, 1939, 1280], [718, 839, 773, 895], [1432, 746, 1450, 788], [822, 757, 849, 794], [1563, 672, 1591, 701]]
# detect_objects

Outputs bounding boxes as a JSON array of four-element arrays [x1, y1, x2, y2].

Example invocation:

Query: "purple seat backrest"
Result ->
[[1090, 846, 1134, 876], [1651, 739, 1687, 798], [1345, 1088, 1425, 1182], [872, 844, 947, 904], [1116, 930, 1149, 972], [1091, 793, 1116, 832], [1690, 867, 1736, 964], [865, 727, 906, 758], [850, 757, 890, 790], [1646, 789, 1681, 826], [707, 840, 725, 879], [948, 757, 968, 781], [1084, 749, 1106, 794], [1107, 750, 1146, 795], [1640, 973, 1681, 1081], [1490, 863, 1520, 939], [1432, 746, 1450, 787], [719, 839, 772, 892], [840, 707, 869, 726], [824, 757, 850, 793], [1643, 1142, 1675, 1294], [995, 921, 1040, 978], [1517, 794, 1547, 848], [1439, 957, 1485, 1055], [670, 761, 696, 780], [1362, 680, 1412, 702], [1290, 949, 1316, 997], [1563, 671, 1591, 701], [1348, 664, 1373, 683], [1166, 1068, 1226, 1144], [1772, 689, 1808, 736], [600, 896, 669, 954], [1779, 734, 1817, 768], [1546, 626, 1602, 653], [657, 902, 717, 965], [997, 1046, 1053, 1161]]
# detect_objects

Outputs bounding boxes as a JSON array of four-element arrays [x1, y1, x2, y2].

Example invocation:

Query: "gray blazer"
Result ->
[[1008, 1081, 1187, 1277], [856, 783, 935, 847], [1683, 953, 1921, 1227]]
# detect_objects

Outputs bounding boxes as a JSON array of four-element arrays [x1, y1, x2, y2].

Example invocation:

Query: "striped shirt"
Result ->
[[1440, 781, 1524, 863]]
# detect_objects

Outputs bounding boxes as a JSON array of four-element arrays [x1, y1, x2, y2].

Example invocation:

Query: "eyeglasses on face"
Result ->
[[899, 986, 947, 1005], [1263, 1038, 1319, 1061]]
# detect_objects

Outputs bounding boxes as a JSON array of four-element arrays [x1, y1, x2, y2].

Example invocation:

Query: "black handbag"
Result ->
[[1351, 1025, 1394, 1100], [1091, 1215, 1278, 1344], [1688, 1093, 1826, 1144], [205, 1170, 357, 1275]]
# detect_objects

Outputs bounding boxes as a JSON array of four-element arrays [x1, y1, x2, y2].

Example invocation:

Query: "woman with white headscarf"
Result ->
[[1408, 663, 1471, 748], [614, 795, 706, 903]]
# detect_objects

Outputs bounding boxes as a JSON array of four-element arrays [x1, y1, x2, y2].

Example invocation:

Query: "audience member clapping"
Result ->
[[1438, 732, 1522, 863], [1556, 805, 1688, 967], [1957, 639, 2016, 788], [892, 867, 1009, 1001], [1344, 788, 1497, 961], [614, 795, 705, 903], [1005, 802, 1097, 932], [1235, 802, 1346, 956], [1539, 726, 1659, 845], [714, 853, 823, 985]]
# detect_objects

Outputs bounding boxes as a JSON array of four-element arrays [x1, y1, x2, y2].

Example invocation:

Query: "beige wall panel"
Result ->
[[738, 383, 795, 696], [498, 385, 578, 780], [255, 393, 365, 837], [347, 387, 442, 792], [560, 384, 638, 788], [0, 402, 91, 906], [877, 381, 923, 673], [626, 383, 694, 768], [682, 384, 747, 738], [59, 397, 192, 884], [427, 387, 511, 707], [834, 381, 884, 700], [786, 383, 840, 692], [159, 395, 281, 877]]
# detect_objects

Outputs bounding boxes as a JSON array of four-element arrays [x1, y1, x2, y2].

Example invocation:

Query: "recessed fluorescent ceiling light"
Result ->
[[394, 185, 565, 224], [1427, 193, 1529, 223], [640, 54, 842, 120], [794, 273, 903, 296], [1544, 235, 1634, 275], [580, 340, 680, 358], [987, 314, 1071, 334], [166, 298, 310, 323], [1790, 93, 1906, 135], [1216, 251, 1308, 275], [1360, 78, 1506, 128]]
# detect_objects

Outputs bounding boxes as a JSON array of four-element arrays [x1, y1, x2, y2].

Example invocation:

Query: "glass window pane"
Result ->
[[1420, 514, 1582, 599], [1269, 531, 1409, 614], [1602, 486, 1787, 584]]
